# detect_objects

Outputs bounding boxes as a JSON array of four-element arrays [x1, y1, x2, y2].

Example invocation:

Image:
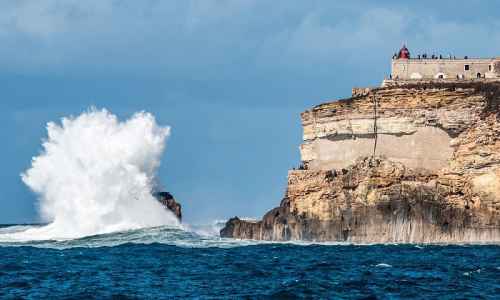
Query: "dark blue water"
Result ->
[[0, 228, 499, 299]]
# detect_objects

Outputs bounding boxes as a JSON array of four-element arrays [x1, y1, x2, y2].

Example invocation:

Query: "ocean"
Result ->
[[0, 225, 499, 299]]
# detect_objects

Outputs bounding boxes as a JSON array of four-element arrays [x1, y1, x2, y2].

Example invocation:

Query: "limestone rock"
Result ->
[[221, 82, 500, 243]]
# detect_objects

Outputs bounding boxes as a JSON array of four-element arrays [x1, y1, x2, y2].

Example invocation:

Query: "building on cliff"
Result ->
[[390, 45, 500, 81]]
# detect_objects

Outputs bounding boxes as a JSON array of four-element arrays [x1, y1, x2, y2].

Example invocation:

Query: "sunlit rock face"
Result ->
[[300, 87, 484, 171], [302, 127, 453, 171], [221, 83, 500, 243]]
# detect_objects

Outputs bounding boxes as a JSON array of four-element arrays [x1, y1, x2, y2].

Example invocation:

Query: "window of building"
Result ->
[[464, 65, 470, 71], [489, 65, 492, 71]]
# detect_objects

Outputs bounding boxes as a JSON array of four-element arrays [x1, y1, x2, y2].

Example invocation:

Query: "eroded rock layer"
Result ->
[[221, 83, 500, 243]]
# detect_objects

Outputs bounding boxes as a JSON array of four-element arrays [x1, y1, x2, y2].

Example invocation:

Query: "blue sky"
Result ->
[[2, 0, 500, 223]]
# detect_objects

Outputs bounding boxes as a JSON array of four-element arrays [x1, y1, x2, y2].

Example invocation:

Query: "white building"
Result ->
[[391, 45, 500, 80]]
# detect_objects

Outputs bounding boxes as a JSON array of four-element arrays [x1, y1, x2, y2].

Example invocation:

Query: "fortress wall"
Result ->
[[382, 78, 500, 87], [392, 58, 497, 80]]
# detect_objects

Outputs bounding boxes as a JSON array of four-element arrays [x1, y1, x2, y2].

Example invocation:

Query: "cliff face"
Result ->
[[221, 82, 500, 243]]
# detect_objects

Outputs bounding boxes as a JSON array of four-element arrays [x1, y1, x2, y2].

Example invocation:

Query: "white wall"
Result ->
[[391, 58, 499, 80]]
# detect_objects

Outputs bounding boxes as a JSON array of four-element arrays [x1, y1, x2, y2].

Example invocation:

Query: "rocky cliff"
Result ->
[[221, 82, 500, 243]]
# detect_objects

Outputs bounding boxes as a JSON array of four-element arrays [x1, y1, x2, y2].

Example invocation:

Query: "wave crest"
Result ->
[[6, 108, 179, 241]]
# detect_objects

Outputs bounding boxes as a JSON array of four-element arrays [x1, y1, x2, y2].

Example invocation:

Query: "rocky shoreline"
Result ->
[[221, 82, 500, 243]]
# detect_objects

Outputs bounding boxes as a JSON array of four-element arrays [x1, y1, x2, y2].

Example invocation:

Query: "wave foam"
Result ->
[[2, 108, 179, 241]]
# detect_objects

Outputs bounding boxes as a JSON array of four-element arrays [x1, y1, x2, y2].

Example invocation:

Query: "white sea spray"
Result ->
[[3, 108, 179, 241]]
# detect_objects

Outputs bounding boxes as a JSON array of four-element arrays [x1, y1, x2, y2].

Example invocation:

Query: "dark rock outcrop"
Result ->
[[154, 192, 182, 221]]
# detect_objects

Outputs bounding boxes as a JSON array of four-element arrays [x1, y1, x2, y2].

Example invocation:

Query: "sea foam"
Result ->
[[3, 108, 179, 241]]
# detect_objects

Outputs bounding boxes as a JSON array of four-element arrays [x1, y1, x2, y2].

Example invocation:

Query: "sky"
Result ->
[[2, 0, 500, 224]]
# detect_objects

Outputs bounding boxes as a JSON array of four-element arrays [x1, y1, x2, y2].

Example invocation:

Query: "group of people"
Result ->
[[392, 53, 469, 60]]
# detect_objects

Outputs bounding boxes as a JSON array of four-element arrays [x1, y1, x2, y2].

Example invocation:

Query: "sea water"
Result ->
[[0, 225, 499, 299]]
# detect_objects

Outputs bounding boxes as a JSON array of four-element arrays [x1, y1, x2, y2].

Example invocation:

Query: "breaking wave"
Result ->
[[1, 108, 179, 241], [0, 224, 262, 249]]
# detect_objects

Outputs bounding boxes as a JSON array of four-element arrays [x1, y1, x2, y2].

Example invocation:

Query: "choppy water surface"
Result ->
[[0, 225, 499, 299]]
